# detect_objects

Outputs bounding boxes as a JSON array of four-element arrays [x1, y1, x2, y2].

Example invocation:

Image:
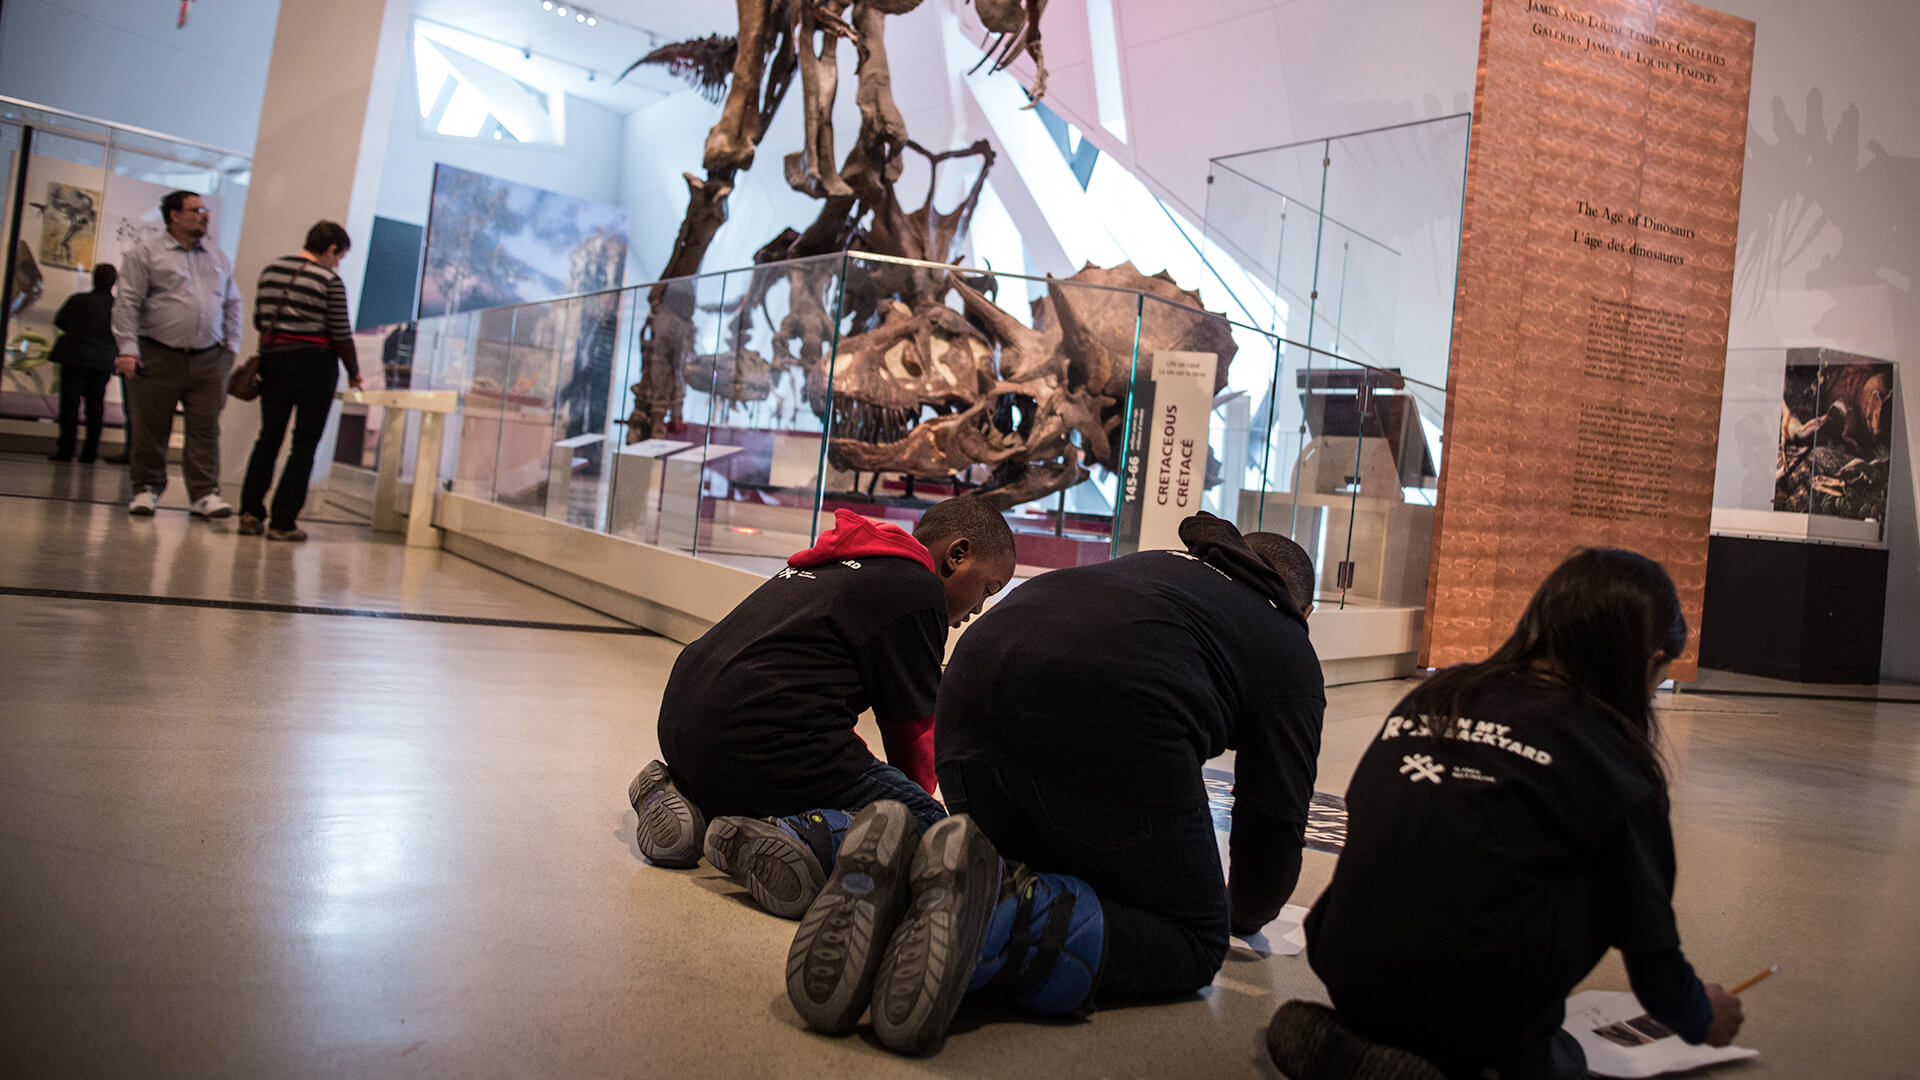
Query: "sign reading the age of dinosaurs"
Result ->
[[1423, 0, 1755, 679]]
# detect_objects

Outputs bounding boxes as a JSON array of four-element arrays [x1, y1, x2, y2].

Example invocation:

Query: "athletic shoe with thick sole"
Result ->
[[702, 815, 764, 878], [1265, 1000, 1447, 1080], [868, 814, 1003, 1056], [627, 760, 706, 868], [785, 800, 918, 1034], [726, 818, 830, 919]]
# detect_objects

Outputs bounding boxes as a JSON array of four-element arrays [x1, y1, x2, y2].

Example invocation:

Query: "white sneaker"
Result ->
[[189, 493, 233, 519], [128, 490, 158, 515]]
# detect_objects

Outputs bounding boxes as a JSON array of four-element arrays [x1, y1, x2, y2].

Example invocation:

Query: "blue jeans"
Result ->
[[681, 758, 947, 834], [821, 760, 948, 833], [938, 760, 1229, 1001]]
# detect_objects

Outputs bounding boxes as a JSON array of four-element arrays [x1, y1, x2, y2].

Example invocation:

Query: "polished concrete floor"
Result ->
[[2, 453, 1918, 1077]]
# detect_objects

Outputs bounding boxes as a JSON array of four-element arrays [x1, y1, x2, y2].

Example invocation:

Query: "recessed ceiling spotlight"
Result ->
[[586, 16, 597, 26], [556, 6, 567, 15], [541, 0, 552, 9], [576, 12, 586, 21]]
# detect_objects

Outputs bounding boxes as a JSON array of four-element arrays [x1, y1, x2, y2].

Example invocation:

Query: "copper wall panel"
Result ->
[[1424, 0, 1755, 679]]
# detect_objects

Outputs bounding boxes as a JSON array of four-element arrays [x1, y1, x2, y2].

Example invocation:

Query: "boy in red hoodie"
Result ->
[[629, 495, 1016, 918]]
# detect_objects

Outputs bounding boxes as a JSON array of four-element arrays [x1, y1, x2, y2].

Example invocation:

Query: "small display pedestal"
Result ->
[[608, 439, 692, 542], [1700, 534, 1888, 684], [546, 433, 606, 520], [338, 389, 457, 548]]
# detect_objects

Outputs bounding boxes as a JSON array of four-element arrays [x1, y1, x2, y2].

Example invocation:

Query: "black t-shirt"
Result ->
[[937, 550, 1324, 820], [1307, 671, 1685, 1064], [657, 556, 947, 814]]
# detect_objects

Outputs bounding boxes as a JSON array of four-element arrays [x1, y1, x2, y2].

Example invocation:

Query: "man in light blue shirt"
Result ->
[[112, 190, 243, 517]]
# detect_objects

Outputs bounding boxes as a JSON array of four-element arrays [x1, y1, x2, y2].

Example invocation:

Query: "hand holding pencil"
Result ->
[[1703, 965, 1772, 1047]]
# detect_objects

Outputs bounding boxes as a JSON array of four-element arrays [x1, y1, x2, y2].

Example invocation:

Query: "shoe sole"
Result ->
[[628, 761, 705, 869], [705, 815, 779, 879], [129, 504, 156, 516], [869, 815, 1001, 1056], [738, 828, 829, 920], [191, 507, 234, 519], [1265, 1000, 1448, 1080], [785, 801, 918, 1034]]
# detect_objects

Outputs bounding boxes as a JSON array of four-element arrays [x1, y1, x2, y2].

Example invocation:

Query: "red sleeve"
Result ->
[[878, 714, 937, 795]]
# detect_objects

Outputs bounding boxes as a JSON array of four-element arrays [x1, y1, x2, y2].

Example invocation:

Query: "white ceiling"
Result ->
[[409, 0, 745, 112]]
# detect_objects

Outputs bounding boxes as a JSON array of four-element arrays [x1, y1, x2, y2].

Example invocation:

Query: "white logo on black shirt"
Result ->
[[1380, 714, 1553, 766], [1399, 753, 1446, 784], [775, 567, 817, 580], [841, 559, 861, 569]]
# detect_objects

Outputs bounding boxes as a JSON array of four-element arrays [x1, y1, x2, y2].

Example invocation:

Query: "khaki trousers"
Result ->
[[127, 340, 233, 500]]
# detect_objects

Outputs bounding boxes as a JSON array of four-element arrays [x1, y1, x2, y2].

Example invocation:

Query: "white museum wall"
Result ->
[[0, 0, 282, 154], [373, 45, 629, 233]]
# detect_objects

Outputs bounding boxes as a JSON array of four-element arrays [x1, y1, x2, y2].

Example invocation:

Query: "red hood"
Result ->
[[788, 508, 936, 574]]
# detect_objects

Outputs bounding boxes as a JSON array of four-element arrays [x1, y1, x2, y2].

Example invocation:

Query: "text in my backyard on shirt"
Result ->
[[1379, 713, 1554, 766]]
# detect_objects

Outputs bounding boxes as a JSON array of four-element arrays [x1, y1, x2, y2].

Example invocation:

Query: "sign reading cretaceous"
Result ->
[[1424, 0, 1754, 678], [1117, 351, 1218, 554]]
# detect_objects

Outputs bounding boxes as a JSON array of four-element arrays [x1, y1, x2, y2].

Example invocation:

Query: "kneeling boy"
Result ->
[[629, 496, 1016, 918]]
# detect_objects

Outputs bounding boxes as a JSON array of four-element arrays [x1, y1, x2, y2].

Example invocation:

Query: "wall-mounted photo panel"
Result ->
[[418, 163, 629, 319]]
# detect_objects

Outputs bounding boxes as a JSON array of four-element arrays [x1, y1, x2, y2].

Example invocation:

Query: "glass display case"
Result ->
[[1201, 116, 1468, 607], [1713, 346, 1897, 548], [385, 243, 1452, 613], [0, 97, 251, 434]]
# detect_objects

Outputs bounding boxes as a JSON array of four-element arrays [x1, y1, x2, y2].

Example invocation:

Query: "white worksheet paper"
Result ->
[[1565, 990, 1758, 1078]]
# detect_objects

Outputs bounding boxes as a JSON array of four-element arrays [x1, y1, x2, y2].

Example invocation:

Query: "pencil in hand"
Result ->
[[1728, 965, 1778, 995]]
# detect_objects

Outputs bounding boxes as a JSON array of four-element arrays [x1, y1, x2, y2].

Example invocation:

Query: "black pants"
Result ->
[[54, 367, 112, 460], [241, 348, 339, 529], [938, 761, 1229, 1001]]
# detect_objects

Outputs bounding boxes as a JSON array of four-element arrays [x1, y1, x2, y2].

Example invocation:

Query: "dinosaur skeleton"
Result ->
[[621, 0, 1234, 509]]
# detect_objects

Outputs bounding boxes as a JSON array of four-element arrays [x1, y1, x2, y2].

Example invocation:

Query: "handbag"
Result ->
[[229, 287, 290, 402]]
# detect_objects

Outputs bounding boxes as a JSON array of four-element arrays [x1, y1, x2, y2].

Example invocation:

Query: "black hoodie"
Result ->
[[937, 516, 1323, 931]]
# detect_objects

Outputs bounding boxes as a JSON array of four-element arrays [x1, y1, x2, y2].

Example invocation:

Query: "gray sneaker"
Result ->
[[128, 490, 158, 515], [628, 760, 706, 868], [707, 814, 833, 920], [786, 800, 919, 1034]]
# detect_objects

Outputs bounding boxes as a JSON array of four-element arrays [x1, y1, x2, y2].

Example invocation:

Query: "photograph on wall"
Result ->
[[1773, 349, 1895, 521], [417, 164, 629, 319], [36, 182, 101, 268]]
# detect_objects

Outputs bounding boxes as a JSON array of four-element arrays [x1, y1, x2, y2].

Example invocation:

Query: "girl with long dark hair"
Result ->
[[1274, 548, 1746, 1080]]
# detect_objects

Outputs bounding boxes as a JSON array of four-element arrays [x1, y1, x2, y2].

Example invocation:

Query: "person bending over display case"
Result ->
[[1267, 547, 1746, 1080], [777, 512, 1323, 1054], [627, 495, 1017, 919]]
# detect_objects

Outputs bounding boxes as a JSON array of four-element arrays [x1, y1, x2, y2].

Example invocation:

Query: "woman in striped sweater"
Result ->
[[239, 221, 363, 541]]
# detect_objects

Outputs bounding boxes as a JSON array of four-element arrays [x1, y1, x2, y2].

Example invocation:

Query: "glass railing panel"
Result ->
[[539, 290, 623, 529], [605, 272, 731, 553], [1318, 115, 1470, 397], [488, 298, 571, 512], [691, 254, 842, 566], [452, 306, 515, 498]]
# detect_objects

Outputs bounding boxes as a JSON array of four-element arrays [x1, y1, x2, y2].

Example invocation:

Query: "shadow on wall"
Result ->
[[1733, 88, 1920, 680], [1735, 89, 1919, 358]]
